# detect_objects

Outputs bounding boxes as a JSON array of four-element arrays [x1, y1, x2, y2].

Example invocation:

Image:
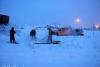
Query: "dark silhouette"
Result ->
[[47, 26, 53, 43], [30, 28, 36, 40], [10, 27, 16, 43]]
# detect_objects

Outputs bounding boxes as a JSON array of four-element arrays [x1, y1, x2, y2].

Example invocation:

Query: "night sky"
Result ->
[[0, 0, 100, 27]]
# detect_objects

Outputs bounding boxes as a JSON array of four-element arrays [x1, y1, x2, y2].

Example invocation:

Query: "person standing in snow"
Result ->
[[10, 27, 16, 43], [30, 28, 36, 40], [47, 25, 53, 43]]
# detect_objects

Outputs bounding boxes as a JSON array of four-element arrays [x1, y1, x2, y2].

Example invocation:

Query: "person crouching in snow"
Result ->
[[30, 28, 36, 40], [10, 27, 16, 43]]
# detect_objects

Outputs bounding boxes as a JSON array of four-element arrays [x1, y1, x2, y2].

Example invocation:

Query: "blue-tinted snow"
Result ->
[[0, 26, 100, 67]]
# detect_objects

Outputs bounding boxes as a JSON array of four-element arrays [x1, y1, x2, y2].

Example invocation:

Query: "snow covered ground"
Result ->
[[0, 26, 100, 67]]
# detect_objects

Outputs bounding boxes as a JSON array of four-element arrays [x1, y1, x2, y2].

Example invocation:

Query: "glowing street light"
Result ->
[[75, 17, 82, 29], [75, 18, 80, 24], [95, 24, 99, 29]]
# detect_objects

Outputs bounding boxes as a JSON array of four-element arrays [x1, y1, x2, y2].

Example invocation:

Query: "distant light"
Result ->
[[76, 18, 80, 24], [95, 24, 99, 29]]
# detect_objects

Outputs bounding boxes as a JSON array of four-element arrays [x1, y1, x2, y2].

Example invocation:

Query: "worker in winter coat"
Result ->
[[30, 28, 36, 40], [47, 26, 53, 43], [10, 27, 16, 43]]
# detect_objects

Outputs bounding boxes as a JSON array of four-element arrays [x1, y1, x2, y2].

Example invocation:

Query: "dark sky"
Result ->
[[0, 0, 100, 27]]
